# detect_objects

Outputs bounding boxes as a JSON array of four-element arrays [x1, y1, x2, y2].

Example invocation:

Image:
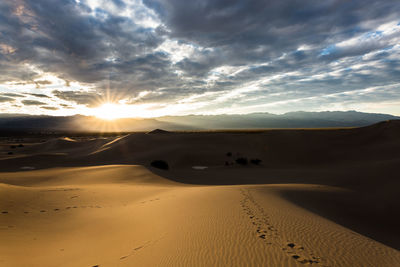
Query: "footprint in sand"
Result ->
[[240, 189, 328, 266], [120, 246, 145, 260], [40, 210, 46, 213], [1, 211, 8, 214], [119, 240, 155, 260], [285, 242, 322, 265], [240, 189, 279, 241]]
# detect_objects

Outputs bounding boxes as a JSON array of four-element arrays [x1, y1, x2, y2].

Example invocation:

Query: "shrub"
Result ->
[[235, 157, 248, 165], [8, 152, 13, 155], [18, 144, 24, 147], [151, 160, 169, 170], [10, 145, 16, 149], [250, 159, 262, 165], [226, 152, 232, 157]]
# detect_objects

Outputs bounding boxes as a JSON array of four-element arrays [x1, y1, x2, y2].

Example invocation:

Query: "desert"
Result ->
[[1, 121, 399, 266], [2, 0, 400, 266]]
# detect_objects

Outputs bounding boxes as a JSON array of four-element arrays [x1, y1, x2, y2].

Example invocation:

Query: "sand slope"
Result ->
[[1, 166, 399, 266], [1, 121, 400, 266]]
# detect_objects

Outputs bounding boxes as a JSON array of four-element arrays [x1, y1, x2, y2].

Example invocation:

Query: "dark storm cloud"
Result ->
[[21, 99, 46, 105]]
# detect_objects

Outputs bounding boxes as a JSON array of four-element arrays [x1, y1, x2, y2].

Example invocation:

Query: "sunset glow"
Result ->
[[93, 103, 129, 120]]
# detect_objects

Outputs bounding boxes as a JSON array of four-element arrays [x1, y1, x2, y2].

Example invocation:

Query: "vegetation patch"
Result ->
[[150, 160, 169, 170], [235, 157, 248, 165], [250, 158, 262, 165]]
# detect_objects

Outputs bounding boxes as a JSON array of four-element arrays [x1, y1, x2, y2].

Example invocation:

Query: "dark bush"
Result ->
[[10, 145, 16, 149], [151, 160, 169, 170], [7, 152, 13, 155], [235, 157, 248, 165], [18, 144, 24, 147], [250, 159, 262, 165], [226, 152, 232, 157]]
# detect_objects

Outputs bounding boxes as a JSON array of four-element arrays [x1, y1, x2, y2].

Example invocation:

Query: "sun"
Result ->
[[93, 103, 130, 120]]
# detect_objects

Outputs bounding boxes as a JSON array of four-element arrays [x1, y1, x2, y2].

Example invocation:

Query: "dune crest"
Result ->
[[147, 128, 171, 134]]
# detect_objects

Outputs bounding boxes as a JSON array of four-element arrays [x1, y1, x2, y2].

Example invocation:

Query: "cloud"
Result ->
[[60, 103, 74, 109], [40, 106, 58, 110], [34, 80, 52, 88], [27, 93, 50, 98], [1, 93, 25, 97], [0, 96, 15, 102], [0, 0, 164, 85], [0, 0, 399, 116], [143, 0, 400, 80], [52, 90, 102, 107], [21, 99, 46, 105]]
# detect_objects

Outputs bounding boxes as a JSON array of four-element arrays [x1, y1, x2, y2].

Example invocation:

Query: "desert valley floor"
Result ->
[[1, 121, 400, 266]]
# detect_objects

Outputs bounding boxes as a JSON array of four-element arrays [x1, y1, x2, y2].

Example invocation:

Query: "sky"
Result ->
[[0, 0, 400, 118]]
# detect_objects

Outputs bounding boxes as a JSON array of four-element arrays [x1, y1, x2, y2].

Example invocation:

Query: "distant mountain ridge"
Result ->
[[157, 111, 400, 129], [0, 111, 398, 132]]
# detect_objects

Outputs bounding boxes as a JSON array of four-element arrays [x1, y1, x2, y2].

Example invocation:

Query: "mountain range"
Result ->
[[0, 111, 399, 132]]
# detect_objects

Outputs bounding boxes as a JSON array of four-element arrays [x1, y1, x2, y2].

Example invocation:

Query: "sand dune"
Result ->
[[1, 121, 400, 266]]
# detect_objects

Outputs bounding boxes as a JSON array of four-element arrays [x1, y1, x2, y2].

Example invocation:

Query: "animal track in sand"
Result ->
[[239, 189, 329, 266]]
